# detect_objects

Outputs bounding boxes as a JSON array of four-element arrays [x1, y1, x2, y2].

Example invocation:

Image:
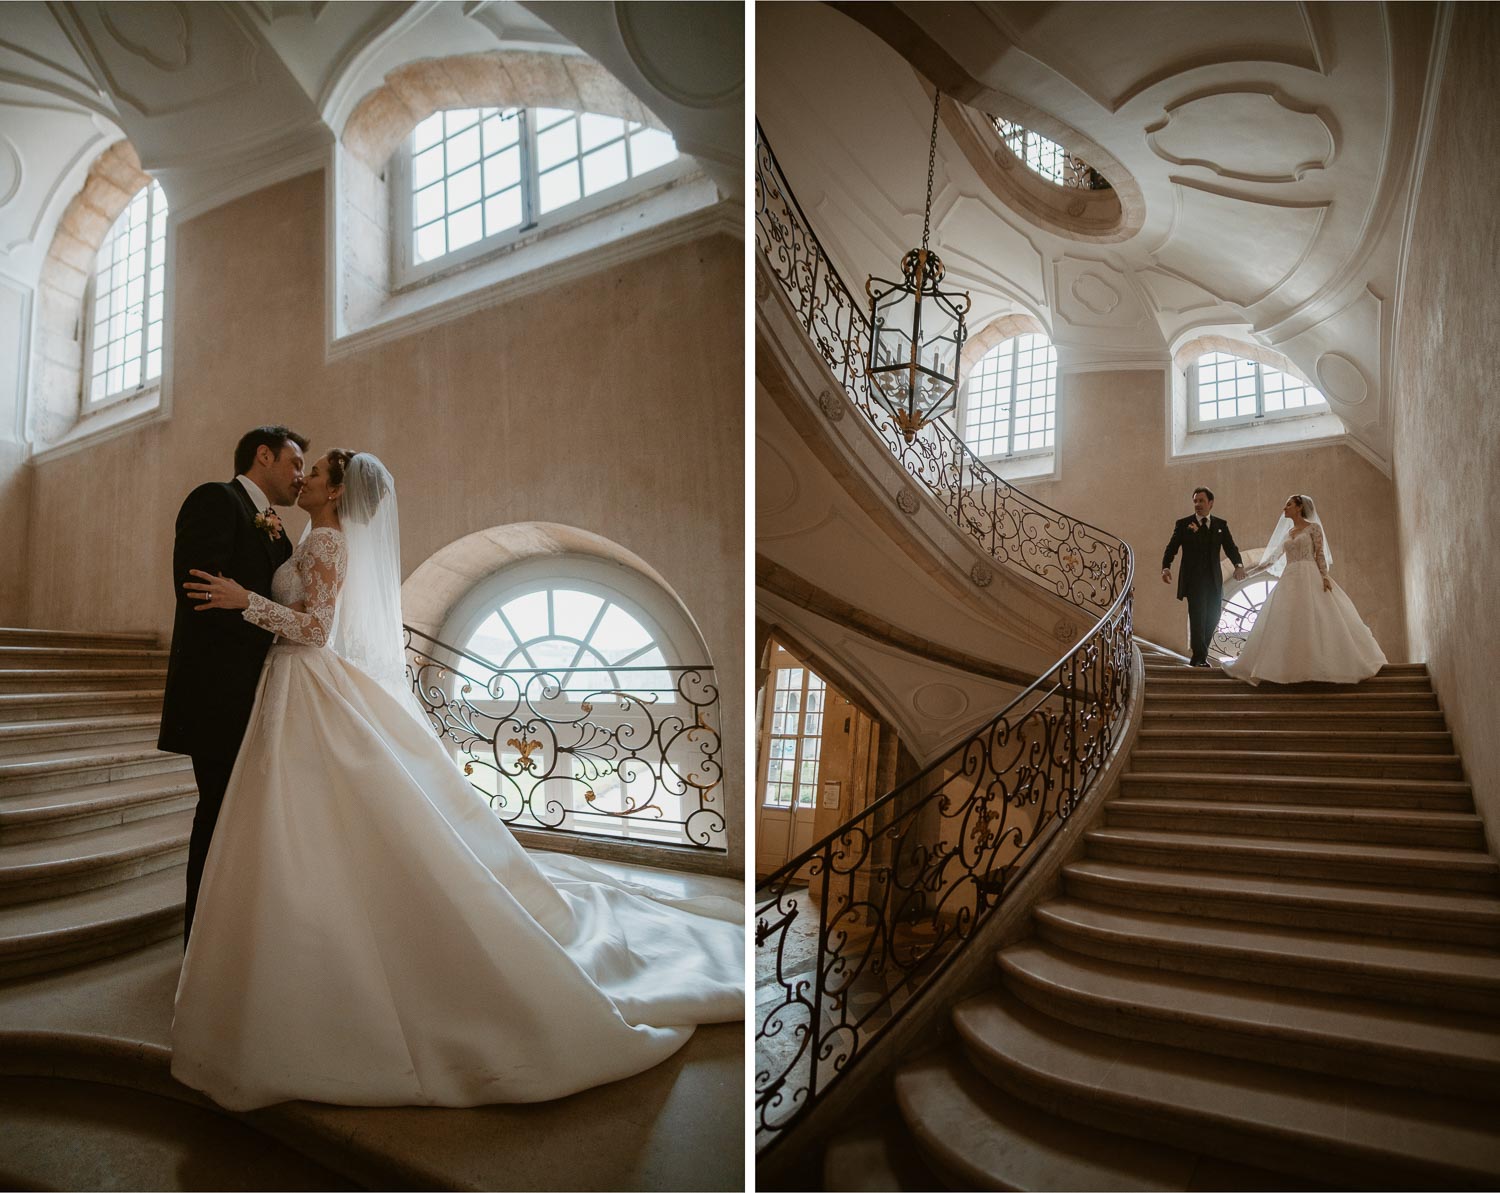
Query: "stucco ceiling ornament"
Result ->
[[1070, 272, 1121, 317], [913, 681, 969, 720], [1145, 89, 1335, 185], [970, 561, 994, 588], [100, 3, 192, 73], [816, 389, 846, 422], [1315, 351, 1370, 405], [0, 136, 21, 213], [895, 485, 920, 516]]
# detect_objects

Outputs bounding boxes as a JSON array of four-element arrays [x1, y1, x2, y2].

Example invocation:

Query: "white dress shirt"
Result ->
[[236, 475, 272, 513]]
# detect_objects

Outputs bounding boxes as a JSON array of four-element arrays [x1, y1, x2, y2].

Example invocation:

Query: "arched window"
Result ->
[[961, 333, 1057, 458], [432, 556, 721, 851], [990, 117, 1110, 191], [86, 178, 168, 406], [763, 663, 826, 810], [1213, 578, 1274, 659], [398, 106, 679, 278], [1190, 351, 1326, 429]]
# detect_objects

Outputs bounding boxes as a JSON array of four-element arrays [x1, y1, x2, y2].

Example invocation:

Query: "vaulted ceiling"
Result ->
[[757, 1, 1445, 474], [0, 1, 743, 296]]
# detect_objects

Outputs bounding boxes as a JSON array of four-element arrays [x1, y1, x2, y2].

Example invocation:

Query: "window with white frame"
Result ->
[[399, 106, 680, 279], [86, 179, 167, 406], [961, 333, 1058, 458], [1190, 351, 1327, 429], [762, 664, 825, 810]]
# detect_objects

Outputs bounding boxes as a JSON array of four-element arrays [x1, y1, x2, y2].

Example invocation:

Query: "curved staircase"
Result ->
[[827, 645, 1500, 1190], [0, 627, 189, 980]]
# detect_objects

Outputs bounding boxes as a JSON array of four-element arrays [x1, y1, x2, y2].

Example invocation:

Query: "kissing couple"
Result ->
[[156, 425, 743, 1110]]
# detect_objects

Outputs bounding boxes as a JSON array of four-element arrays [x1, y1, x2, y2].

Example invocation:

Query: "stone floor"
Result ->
[[0, 857, 747, 1192]]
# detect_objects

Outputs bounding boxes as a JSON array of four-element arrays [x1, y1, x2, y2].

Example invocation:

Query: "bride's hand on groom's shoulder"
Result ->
[[185, 568, 251, 612]]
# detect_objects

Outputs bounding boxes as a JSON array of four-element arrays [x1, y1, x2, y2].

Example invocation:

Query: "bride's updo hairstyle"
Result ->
[[326, 449, 391, 525], [1289, 494, 1308, 516]]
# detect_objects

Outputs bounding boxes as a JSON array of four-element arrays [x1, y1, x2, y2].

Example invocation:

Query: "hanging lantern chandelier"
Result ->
[[866, 88, 971, 443]]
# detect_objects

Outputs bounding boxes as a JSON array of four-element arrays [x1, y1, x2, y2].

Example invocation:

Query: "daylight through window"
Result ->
[[1191, 352, 1326, 427], [763, 665, 825, 810], [962, 333, 1058, 458], [88, 179, 167, 404], [407, 106, 679, 268]]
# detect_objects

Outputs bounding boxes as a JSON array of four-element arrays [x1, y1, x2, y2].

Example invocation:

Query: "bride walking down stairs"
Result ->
[[0, 625, 743, 1191], [825, 643, 1500, 1191]]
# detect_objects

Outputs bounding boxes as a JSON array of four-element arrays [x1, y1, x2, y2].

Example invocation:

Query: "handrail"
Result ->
[[754, 123, 1136, 1153], [754, 123, 1129, 616], [402, 625, 726, 851]]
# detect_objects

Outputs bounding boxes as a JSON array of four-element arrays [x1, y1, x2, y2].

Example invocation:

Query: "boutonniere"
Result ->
[[1187, 520, 1200, 533], [253, 509, 285, 541]]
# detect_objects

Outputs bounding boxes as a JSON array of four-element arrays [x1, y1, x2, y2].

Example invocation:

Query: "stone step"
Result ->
[[1129, 748, 1464, 781], [1146, 675, 1428, 696], [0, 670, 169, 694], [0, 810, 192, 906], [1142, 709, 1447, 733], [0, 745, 191, 797], [887, 1052, 1307, 1192], [1118, 771, 1474, 812], [999, 941, 1500, 1102], [0, 864, 183, 982], [1145, 663, 1429, 680], [1146, 690, 1439, 711], [821, 1109, 947, 1192], [0, 646, 171, 671], [1062, 858, 1500, 948], [954, 987, 1500, 1188], [0, 715, 162, 758], [1033, 899, 1500, 1013], [1084, 826, 1500, 892], [0, 628, 156, 649], [1137, 728, 1454, 755], [0, 690, 164, 723], [0, 773, 198, 844], [1104, 798, 1485, 850]]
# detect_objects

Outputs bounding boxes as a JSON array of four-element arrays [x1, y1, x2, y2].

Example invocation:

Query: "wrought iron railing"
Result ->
[[754, 123, 1136, 1152], [755, 125, 1128, 616], [404, 626, 725, 852]]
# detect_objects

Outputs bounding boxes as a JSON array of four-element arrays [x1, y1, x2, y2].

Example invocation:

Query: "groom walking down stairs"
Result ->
[[825, 643, 1500, 1191]]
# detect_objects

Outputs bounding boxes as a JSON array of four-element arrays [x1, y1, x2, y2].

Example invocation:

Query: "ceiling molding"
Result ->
[[1144, 86, 1337, 184]]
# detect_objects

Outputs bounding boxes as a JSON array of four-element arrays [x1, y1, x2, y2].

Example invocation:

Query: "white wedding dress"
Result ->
[[1220, 522, 1386, 685], [170, 525, 743, 1112]]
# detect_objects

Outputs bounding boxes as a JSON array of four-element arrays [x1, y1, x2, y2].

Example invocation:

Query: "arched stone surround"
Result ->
[[29, 141, 151, 448], [958, 312, 1048, 384]]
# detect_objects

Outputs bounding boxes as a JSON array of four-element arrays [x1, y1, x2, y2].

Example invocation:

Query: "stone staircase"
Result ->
[[0, 626, 190, 981], [824, 644, 1500, 1191]]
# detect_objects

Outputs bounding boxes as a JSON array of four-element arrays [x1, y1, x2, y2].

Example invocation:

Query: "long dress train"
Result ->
[[170, 527, 743, 1111], [1221, 522, 1386, 685]]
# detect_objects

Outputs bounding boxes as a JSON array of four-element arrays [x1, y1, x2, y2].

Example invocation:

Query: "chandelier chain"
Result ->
[[921, 89, 941, 254]]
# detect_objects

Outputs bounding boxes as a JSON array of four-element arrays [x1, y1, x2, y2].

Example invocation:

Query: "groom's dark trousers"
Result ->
[[1162, 514, 1243, 665], [158, 480, 290, 944]]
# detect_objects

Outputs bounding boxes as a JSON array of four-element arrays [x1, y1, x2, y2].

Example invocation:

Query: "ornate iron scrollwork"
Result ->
[[754, 123, 1136, 1154], [404, 627, 726, 851]]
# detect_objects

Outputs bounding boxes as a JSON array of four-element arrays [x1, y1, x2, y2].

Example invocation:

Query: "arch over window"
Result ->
[[991, 117, 1110, 190], [399, 104, 678, 274], [961, 332, 1057, 458], [86, 179, 168, 406], [1190, 350, 1326, 429]]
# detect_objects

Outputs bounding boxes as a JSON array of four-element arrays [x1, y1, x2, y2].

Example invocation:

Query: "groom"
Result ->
[[158, 425, 307, 943], [1161, 486, 1246, 667]]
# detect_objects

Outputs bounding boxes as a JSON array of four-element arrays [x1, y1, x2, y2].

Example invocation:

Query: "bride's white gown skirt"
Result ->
[[1221, 560, 1387, 685], [171, 644, 744, 1111]]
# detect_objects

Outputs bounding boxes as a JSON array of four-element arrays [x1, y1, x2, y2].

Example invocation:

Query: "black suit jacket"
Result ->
[[157, 480, 293, 760], [1162, 514, 1243, 602]]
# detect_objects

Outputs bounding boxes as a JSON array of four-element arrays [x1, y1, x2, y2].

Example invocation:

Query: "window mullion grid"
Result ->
[[1254, 361, 1266, 419], [1005, 342, 1021, 456], [521, 109, 539, 231]]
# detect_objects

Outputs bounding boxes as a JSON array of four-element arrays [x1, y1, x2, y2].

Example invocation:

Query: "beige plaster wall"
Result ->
[[1390, 5, 1500, 840], [22, 168, 745, 869], [1021, 368, 1407, 661]]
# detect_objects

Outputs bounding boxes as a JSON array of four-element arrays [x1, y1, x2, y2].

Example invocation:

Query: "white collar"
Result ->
[[236, 474, 271, 512]]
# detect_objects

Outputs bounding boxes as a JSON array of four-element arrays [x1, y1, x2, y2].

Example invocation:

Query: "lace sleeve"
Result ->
[[1310, 524, 1329, 579], [243, 529, 346, 646]]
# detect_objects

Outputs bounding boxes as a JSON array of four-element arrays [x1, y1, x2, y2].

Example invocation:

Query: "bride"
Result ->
[[1220, 494, 1386, 685], [173, 450, 743, 1111]]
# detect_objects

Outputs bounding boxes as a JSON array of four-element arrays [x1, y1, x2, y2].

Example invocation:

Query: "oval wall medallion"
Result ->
[[1071, 272, 1120, 316], [0, 135, 21, 212], [100, 2, 192, 72], [1054, 618, 1077, 643], [913, 682, 969, 721], [1315, 351, 1369, 405], [895, 486, 920, 516], [970, 562, 994, 588], [615, 1, 743, 109], [816, 389, 846, 422]]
